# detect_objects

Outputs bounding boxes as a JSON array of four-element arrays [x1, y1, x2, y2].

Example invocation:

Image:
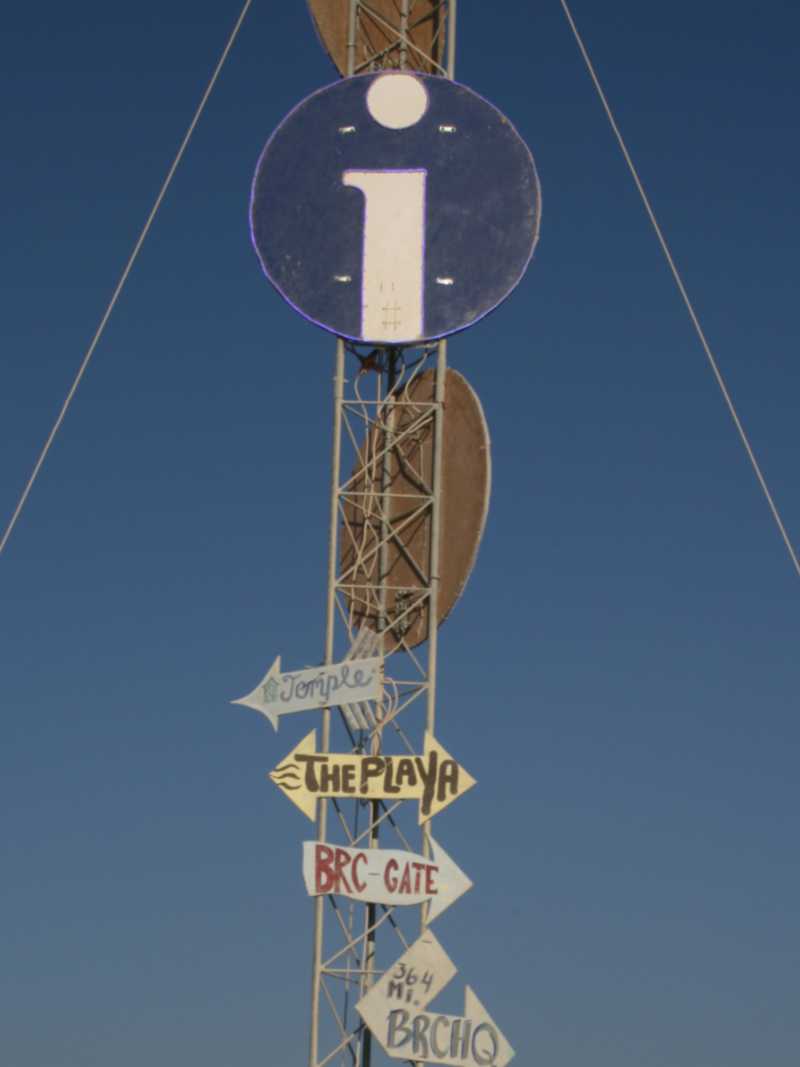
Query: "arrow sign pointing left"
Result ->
[[231, 655, 382, 730]]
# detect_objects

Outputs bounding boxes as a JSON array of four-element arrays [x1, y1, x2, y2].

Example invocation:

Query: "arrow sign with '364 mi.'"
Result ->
[[357, 930, 457, 1014], [356, 931, 513, 1067], [270, 729, 475, 823]]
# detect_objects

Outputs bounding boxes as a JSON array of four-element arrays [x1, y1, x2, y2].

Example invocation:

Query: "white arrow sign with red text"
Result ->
[[302, 836, 472, 922], [357, 932, 513, 1067]]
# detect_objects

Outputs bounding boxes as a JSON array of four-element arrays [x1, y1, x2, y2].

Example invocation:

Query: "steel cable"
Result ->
[[0, 0, 254, 559], [558, 0, 800, 579]]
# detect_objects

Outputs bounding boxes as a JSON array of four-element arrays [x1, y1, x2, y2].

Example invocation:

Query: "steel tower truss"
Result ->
[[308, 9, 457, 1067], [344, 0, 453, 77], [311, 335, 449, 1067]]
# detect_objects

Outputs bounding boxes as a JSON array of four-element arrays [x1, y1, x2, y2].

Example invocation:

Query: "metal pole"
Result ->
[[363, 347, 402, 1067], [399, 0, 410, 69], [377, 351, 400, 657], [424, 340, 447, 742], [308, 338, 345, 1067], [426, 0, 456, 755], [312, 9, 356, 1066], [325, 341, 345, 665], [347, 0, 358, 76], [312, 9, 356, 1062], [420, 337, 447, 934], [421, 4, 455, 929], [447, 0, 457, 79]]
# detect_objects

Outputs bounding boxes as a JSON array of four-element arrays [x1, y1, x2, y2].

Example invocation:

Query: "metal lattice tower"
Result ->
[[309, 6, 456, 1067]]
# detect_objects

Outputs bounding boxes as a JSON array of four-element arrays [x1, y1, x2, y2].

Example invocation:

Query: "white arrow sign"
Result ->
[[357, 934, 513, 1067], [231, 654, 382, 730], [378, 987, 514, 1067], [358, 930, 457, 1015], [302, 836, 472, 922]]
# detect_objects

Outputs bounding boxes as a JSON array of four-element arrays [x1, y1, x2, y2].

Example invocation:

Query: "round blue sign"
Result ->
[[250, 72, 541, 345]]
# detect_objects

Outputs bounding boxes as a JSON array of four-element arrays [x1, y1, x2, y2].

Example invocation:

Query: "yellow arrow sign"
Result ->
[[269, 730, 476, 824]]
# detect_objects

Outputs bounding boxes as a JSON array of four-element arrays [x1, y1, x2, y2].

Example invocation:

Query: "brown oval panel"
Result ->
[[340, 367, 490, 653], [306, 0, 442, 77]]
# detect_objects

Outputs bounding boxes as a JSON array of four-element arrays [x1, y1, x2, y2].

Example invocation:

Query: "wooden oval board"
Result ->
[[340, 368, 490, 652], [306, 0, 442, 76]]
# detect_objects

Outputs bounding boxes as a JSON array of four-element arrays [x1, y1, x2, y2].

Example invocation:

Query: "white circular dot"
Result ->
[[366, 73, 428, 130]]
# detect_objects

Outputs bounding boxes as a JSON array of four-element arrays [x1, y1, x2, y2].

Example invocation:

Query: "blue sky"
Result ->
[[1, 3, 798, 1065]]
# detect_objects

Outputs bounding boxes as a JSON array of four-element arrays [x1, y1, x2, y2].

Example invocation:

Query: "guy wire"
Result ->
[[0, 0, 254, 559], [558, 0, 800, 579]]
